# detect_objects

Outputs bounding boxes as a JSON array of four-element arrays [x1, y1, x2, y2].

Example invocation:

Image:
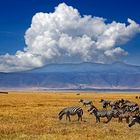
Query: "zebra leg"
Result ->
[[83, 103, 86, 106], [98, 117, 100, 122], [106, 116, 112, 123], [96, 117, 100, 123], [103, 103, 107, 110], [77, 113, 82, 121], [68, 115, 71, 122], [120, 118, 123, 122], [77, 114, 80, 121], [80, 110, 83, 121], [118, 117, 122, 122], [66, 112, 71, 122], [80, 115, 82, 121], [126, 117, 129, 123]]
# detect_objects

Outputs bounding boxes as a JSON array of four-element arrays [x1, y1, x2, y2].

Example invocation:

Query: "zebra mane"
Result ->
[[94, 106, 98, 111], [90, 105, 98, 111]]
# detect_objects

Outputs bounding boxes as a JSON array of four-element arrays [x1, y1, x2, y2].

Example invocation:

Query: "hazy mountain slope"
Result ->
[[0, 62, 140, 90]]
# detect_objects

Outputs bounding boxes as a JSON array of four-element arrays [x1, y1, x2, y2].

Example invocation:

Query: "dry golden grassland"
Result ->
[[0, 92, 140, 140]]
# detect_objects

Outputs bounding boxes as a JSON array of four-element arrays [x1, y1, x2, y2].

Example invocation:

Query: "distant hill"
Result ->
[[30, 62, 140, 73], [0, 62, 140, 91]]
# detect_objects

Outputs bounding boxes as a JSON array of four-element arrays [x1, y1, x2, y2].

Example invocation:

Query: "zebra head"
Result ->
[[59, 115, 63, 120], [58, 110, 65, 120], [103, 102, 107, 108], [79, 99, 83, 103], [128, 117, 137, 127], [120, 99, 125, 103], [100, 99, 104, 103], [88, 105, 97, 112], [89, 108, 97, 115]]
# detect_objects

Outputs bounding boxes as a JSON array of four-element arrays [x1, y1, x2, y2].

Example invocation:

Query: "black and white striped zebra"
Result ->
[[128, 116, 140, 127], [100, 99, 111, 109], [88, 105, 120, 123], [79, 99, 93, 106], [58, 106, 83, 121]]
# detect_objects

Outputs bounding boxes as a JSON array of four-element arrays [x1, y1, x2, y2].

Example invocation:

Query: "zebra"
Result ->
[[110, 99, 139, 113], [120, 102, 139, 114], [109, 101, 139, 123], [88, 105, 119, 123], [79, 99, 93, 106], [128, 116, 140, 127], [58, 106, 83, 121], [109, 99, 125, 109], [129, 105, 139, 113], [100, 99, 111, 109], [118, 112, 132, 123]]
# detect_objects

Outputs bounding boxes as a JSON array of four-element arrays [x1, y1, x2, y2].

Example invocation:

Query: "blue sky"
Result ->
[[0, 0, 140, 72]]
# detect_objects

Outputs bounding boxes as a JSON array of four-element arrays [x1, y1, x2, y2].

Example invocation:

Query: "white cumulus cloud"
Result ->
[[0, 3, 140, 72]]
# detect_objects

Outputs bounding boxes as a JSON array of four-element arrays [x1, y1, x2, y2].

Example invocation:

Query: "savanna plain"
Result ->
[[0, 91, 140, 140]]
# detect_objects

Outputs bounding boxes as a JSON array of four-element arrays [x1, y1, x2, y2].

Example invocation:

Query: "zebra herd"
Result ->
[[58, 98, 140, 127]]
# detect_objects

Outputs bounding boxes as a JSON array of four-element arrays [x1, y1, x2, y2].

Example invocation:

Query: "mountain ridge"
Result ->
[[0, 62, 140, 90], [29, 62, 140, 73]]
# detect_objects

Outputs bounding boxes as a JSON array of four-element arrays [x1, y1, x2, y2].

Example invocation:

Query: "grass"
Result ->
[[0, 92, 140, 140]]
